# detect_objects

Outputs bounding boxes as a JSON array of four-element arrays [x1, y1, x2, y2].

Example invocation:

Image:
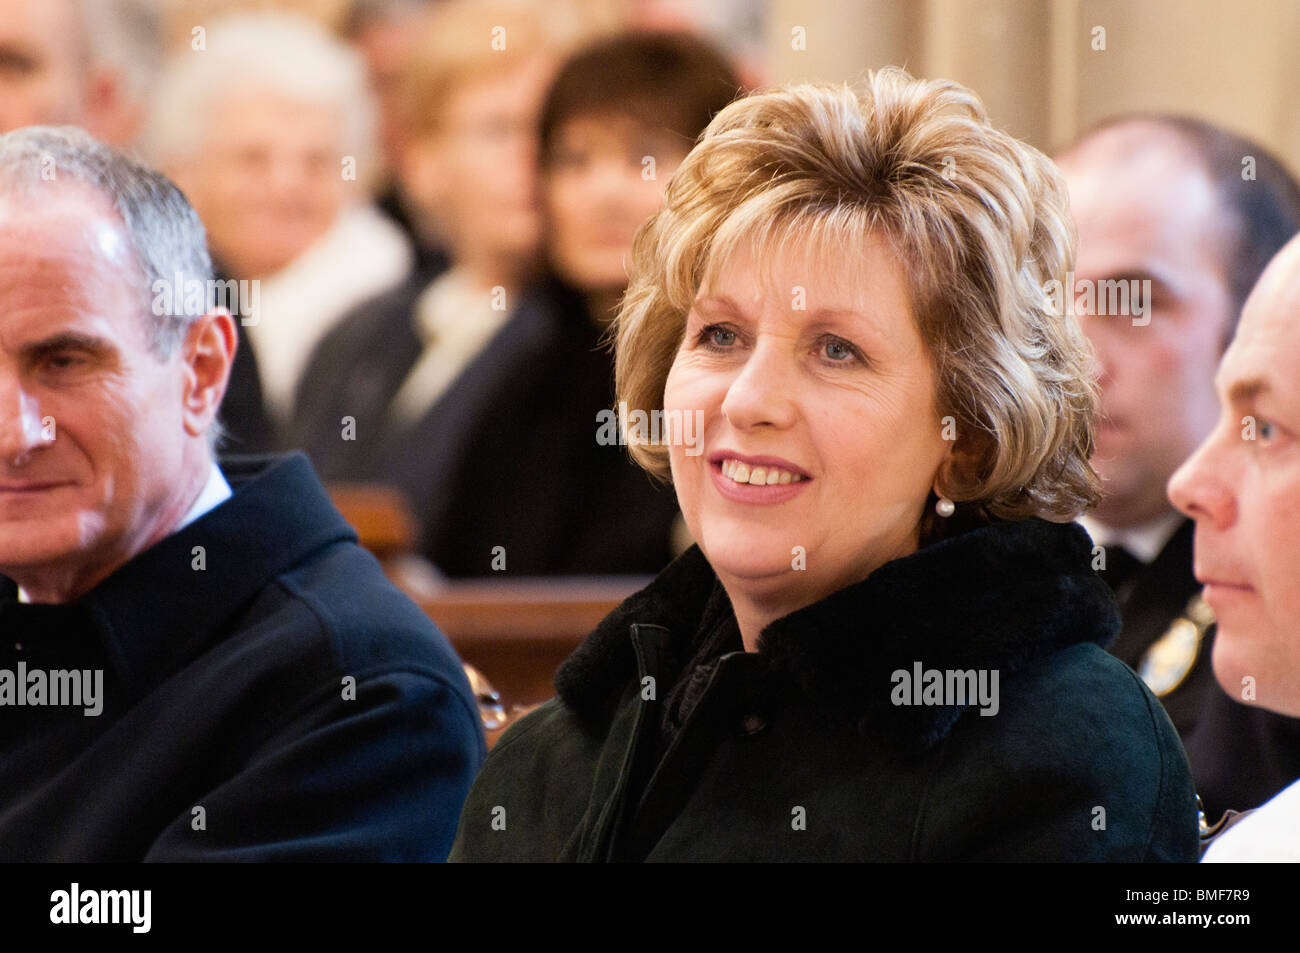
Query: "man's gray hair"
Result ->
[[0, 125, 214, 357], [0, 126, 226, 450]]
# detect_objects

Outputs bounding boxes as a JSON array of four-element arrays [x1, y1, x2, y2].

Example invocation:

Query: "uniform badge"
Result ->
[[1138, 594, 1215, 697]]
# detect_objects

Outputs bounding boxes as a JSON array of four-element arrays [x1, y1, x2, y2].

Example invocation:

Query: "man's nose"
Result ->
[[1167, 429, 1236, 530], [0, 375, 47, 464], [720, 340, 798, 431]]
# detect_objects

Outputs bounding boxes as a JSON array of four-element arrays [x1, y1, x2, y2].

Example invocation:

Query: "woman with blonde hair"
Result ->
[[450, 68, 1198, 862]]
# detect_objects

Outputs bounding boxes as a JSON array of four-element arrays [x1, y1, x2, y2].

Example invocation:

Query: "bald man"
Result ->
[[1057, 116, 1300, 823], [1169, 234, 1300, 860]]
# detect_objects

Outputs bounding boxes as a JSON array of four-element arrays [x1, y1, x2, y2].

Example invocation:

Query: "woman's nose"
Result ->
[[720, 341, 798, 431]]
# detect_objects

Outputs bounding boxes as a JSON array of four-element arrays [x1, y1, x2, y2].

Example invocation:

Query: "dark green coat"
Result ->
[[450, 519, 1199, 861]]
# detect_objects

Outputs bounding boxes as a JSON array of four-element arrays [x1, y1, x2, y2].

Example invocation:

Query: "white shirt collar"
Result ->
[[179, 460, 233, 531], [1203, 776, 1300, 862], [17, 461, 231, 604], [1077, 510, 1184, 565]]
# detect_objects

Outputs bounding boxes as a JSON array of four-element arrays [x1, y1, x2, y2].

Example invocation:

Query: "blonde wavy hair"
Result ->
[[613, 67, 1101, 524]]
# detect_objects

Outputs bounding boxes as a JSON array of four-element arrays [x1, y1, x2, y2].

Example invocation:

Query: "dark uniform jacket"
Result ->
[[1098, 518, 1300, 821], [0, 453, 485, 861], [450, 519, 1199, 861]]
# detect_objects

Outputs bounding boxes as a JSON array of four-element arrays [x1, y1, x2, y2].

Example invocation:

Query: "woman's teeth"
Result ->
[[720, 458, 806, 485]]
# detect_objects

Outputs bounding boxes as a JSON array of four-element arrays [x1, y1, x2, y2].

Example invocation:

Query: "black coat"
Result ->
[[0, 453, 484, 860], [450, 519, 1199, 861], [426, 276, 680, 577], [290, 273, 679, 577]]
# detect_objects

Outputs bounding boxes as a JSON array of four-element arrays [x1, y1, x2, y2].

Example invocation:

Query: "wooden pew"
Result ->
[[411, 576, 649, 705]]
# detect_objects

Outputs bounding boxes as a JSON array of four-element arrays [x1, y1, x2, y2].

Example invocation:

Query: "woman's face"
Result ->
[[404, 58, 550, 270], [663, 234, 953, 616], [544, 115, 689, 296]]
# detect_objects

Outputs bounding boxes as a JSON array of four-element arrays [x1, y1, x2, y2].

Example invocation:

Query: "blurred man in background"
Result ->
[[0, 0, 159, 145], [1057, 116, 1300, 822], [341, 0, 447, 274]]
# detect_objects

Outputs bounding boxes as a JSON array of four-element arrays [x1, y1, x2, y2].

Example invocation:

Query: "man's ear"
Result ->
[[181, 309, 237, 439]]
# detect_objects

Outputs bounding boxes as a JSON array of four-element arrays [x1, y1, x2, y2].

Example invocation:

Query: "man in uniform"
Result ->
[[1170, 233, 1300, 860], [1057, 115, 1300, 821]]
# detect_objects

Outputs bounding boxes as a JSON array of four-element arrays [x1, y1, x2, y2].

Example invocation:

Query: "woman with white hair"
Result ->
[[144, 10, 412, 447]]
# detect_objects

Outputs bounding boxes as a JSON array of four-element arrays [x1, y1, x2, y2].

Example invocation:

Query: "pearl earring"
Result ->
[[935, 496, 955, 518]]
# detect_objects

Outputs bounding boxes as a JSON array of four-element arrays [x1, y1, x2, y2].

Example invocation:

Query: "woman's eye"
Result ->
[[699, 325, 737, 350], [1258, 418, 1276, 441], [820, 336, 861, 363]]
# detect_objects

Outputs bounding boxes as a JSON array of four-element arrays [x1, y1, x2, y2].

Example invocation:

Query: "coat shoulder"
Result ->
[[925, 642, 1199, 861], [274, 539, 473, 696]]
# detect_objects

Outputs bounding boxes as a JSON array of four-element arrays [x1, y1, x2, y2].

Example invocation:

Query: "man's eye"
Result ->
[[0, 51, 39, 79], [233, 148, 269, 169], [304, 151, 332, 175], [45, 353, 83, 371], [549, 148, 587, 170]]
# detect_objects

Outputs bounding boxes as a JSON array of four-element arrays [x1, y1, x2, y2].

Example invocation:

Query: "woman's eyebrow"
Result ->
[[806, 306, 892, 338], [691, 294, 742, 315]]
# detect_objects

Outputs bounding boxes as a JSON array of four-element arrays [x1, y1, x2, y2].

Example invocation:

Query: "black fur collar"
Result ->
[[555, 518, 1120, 751]]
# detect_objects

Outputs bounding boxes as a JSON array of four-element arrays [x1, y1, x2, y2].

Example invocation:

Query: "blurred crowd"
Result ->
[[0, 0, 757, 577]]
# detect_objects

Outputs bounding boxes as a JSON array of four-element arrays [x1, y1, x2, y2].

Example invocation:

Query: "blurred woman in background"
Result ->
[[289, 0, 558, 566], [423, 31, 742, 576]]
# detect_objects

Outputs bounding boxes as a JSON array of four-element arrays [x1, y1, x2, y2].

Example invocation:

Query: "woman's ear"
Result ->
[[934, 425, 992, 501]]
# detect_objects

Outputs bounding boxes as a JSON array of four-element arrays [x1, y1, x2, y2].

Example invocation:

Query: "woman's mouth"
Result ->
[[708, 454, 812, 504], [719, 458, 807, 485]]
